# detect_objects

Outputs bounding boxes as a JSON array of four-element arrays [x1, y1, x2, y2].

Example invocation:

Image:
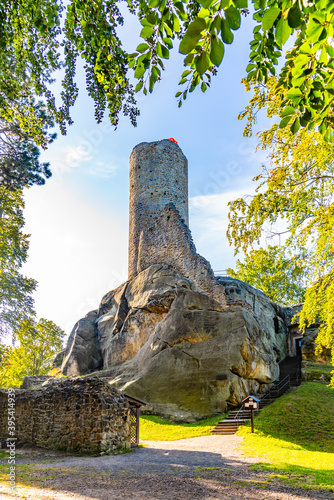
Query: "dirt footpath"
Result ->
[[0, 435, 332, 500]]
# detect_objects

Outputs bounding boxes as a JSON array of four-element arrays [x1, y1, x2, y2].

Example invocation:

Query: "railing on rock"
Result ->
[[258, 374, 291, 405]]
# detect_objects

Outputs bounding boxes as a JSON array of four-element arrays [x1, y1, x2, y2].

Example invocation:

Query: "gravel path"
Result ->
[[0, 435, 333, 500]]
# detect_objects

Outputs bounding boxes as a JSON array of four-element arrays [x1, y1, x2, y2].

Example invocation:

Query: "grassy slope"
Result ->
[[302, 361, 333, 383], [237, 382, 334, 491], [140, 413, 226, 441]]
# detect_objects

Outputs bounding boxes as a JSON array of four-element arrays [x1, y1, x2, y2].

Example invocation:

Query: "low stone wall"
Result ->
[[0, 377, 131, 453]]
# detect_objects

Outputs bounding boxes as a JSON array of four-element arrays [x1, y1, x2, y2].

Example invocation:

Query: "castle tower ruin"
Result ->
[[128, 139, 188, 279], [128, 139, 227, 307]]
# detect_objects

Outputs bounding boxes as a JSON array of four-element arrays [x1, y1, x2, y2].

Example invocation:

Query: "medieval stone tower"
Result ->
[[128, 139, 188, 280], [128, 139, 227, 306]]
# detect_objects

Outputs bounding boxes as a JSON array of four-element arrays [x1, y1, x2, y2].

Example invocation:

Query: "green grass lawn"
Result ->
[[237, 381, 334, 491], [302, 361, 333, 383], [139, 413, 226, 441]]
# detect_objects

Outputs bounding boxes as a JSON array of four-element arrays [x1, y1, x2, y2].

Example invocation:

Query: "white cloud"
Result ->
[[42, 144, 93, 180], [87, 161, 120, 178]]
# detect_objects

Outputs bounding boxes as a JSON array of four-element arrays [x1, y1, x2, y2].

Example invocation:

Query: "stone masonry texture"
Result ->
[[129, 139, 188, 279], [128, 140, 227, 307], [0, 378, 131, 453]]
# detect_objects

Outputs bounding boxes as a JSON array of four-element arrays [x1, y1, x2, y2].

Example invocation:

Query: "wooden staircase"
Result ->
[[212, 356, 302, 436]]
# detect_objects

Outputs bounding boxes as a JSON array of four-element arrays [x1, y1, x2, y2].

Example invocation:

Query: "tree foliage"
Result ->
[[0, 0, 139, 145], [226, 245, 306, 305], [131, 0, 334, 140], [0, 318, 65, 388], [227, 77, 334, 379], [2, 0, 334, 143], [0, 188, 37, 339], [0, 110, 54, 191]]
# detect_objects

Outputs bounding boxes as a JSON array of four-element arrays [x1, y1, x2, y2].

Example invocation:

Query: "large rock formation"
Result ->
[[60, 265, 288, 421], [55, 140, 294, 422]]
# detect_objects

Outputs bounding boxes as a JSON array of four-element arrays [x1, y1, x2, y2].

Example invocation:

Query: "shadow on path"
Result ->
[[0, 440, 332, 500]]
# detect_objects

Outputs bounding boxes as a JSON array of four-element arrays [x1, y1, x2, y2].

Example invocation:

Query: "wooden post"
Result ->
[[251, 409, 254, 433]]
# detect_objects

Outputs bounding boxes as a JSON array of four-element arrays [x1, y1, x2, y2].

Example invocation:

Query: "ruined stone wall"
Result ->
[[137, 204, 227, 306], [128, 140, 188, 280], [0, 378, 130, 453], [128, 140, 227, 307]]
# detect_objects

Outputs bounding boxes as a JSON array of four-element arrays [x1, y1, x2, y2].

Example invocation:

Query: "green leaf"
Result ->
[[233, 0, 248, 7], [210, 36, 225, 66], [185, 17, 207, 38], [181, 69, 192, 77], [281, 105, 295, 117], [287, 88, 303, 98], [175, 91, 182, 97], [136, 43, 149, 53], [224, 7, 241, 31], [201, 81, 207, 92], [246, 63, 256, 72], [135, 81, 143, 92], [287, 5, 302, 29], [161, 45, 169, 59], [196, 51, 210, 74], [190, 74, 200, 92], [149, 67, 159, 92], [318, 46, 328, 64], [146, 14, 156, 25], [221, 18, 234, 43], [158, 0, 166, 13], [184, 53, 194, 64], [163, 37, 173, 49], [262, 8, 280, 31], [312, 11, 326, 24], [279, 115, 293, 128], [326, 45, 334, 58], [324, 127, 334, 142], [174, 2, 187, 21], [210, 14, 221, 34], [140, 27, 154, 39], [134, 64, 146, 79], [306, 19, 325, 44], [198, 0, 216, 7], [179, 35, 200, 54], [290, 117, 300, 134], [149, 0, 160, 6], [163, 22, 173, 37], [276, 17, 291, 47], [173, 15, 180, 33], [300, 110, 312, 126], [156, 43, 163, 57]]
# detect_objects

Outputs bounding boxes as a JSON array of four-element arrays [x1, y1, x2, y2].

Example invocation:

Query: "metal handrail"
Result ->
[[232, 374, 291, 428], [259, 374, 290, 402], [234, 404, 245, 426]]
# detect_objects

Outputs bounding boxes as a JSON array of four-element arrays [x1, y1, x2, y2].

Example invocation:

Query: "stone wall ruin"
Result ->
[[0, 378, 131, 453], [128, 140, 227, 307]]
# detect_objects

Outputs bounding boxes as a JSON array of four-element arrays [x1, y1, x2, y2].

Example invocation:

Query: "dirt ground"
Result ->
[[0, 435, 333, 500]]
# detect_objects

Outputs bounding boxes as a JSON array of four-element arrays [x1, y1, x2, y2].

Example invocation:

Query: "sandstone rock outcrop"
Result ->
[[61, 310, 102, 377], [56, 140, 295, 422], [60, 265, 288, 421]]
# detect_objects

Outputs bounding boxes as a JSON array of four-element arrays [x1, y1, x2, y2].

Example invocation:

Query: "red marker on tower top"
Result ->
[[167, 138, 178, 144]]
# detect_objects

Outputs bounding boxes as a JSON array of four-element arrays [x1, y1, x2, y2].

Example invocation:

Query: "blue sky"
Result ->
[[21, 9, 271, 335]]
